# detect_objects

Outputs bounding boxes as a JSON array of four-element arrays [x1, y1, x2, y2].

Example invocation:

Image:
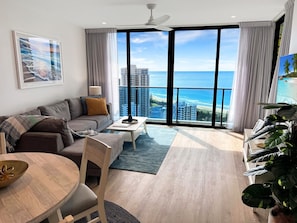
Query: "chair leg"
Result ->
[[98, 202, 107, 223]]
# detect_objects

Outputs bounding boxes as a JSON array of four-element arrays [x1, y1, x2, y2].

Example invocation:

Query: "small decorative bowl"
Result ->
[[0, 160, 29, 188]]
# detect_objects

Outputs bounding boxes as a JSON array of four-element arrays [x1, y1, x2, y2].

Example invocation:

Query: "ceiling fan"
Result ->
[[118, 3, 173, 31]]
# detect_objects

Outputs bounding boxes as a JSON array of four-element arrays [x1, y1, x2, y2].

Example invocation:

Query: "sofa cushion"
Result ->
[[16, 132, 65, 153], [0, 116, 9, 125], [85, 97, 109, 115], [60, 133, 124, 168], [80, 97, 88, 115], [80, 96, 98, 115], [39, 101, 71, 121], [75, 115, 112, 132], [67, 119, 98, 132], [30, 118, 74, 147], [66, 98, 83, 120], [21, 109, 41, 115]]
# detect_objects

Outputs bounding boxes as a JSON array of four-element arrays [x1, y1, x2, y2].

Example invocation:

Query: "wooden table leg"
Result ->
[[130, 131, 136, 150], [143, 122, 148, 134]]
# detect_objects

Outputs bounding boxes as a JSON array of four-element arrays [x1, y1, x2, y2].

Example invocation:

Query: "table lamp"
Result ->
[[89, 86, 102, 96]]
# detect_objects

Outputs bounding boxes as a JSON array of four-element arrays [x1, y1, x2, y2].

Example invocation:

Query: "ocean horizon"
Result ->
[[148, 71, 233, 109]]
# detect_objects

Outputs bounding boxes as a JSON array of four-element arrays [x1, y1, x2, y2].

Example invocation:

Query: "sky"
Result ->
[[117, 28, 239, 72]]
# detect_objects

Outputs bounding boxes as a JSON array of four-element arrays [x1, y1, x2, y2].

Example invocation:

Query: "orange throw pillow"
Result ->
[[85, 97, 109, 115]]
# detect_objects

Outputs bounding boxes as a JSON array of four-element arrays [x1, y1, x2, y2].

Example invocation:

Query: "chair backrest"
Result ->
[[80, 136, 112, 199], [0, 132, 6, 154]]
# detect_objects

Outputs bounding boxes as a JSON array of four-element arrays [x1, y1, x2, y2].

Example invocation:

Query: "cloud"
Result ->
[[131, 32, 168, 44], [175, 30, 215, 44]]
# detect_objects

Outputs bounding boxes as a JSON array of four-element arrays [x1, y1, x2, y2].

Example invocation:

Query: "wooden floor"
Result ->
[[102, 126, 268, 223]]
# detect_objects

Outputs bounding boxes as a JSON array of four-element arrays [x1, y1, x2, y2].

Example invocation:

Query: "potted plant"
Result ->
[[241, 103, 297, 223]]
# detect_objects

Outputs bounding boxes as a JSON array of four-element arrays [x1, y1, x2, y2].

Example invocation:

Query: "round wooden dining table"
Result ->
[[0, 152, 80, 223]]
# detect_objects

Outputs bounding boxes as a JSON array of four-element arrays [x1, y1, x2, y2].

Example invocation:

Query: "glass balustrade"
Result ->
[[119, 86, 232, 127]]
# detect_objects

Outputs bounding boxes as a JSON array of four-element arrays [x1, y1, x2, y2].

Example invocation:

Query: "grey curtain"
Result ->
[[85, 28, 119, 120], [228, 21, 275, 133], [266, 0, 295, 109]]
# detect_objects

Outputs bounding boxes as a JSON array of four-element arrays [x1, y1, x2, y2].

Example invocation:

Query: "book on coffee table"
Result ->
[[111, 123, 131, 128]]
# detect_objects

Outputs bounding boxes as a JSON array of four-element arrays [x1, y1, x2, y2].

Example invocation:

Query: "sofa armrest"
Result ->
[[15, 132, 64, 154]]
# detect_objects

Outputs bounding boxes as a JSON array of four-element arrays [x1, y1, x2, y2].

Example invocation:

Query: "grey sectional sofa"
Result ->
[[39, 97, 113, 132], [0, 97, 124, 177]]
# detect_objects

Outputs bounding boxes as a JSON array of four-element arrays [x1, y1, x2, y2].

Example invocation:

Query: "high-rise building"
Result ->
[[120, 65, 150, 117], [173, 101, 197, 121]]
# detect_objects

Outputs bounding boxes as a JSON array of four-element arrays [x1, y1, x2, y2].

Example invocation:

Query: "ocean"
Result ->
[[148, 71, 234, 109], [276, 78, 297, 104]]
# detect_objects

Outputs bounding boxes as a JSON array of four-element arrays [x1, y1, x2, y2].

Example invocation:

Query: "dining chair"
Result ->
[[0, 132, 6, 154], [58, 215, 74, 223], [60, 136, 111, 223]]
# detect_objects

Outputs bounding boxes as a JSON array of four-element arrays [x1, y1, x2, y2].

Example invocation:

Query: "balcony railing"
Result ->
[[119, 86, 232, 127]]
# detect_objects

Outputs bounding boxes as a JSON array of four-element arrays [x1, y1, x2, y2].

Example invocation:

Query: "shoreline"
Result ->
[[151, 95, 229, 114]]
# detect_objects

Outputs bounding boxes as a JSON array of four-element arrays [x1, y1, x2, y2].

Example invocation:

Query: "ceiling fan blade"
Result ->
[[117, 3, 171, 31], [151, 15, 170, 25], [156, 25, 173, 31], [117, 24, 145, 29]]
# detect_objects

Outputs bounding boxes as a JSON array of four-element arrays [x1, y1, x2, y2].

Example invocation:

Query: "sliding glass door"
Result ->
[[173, 30, 217, 126], [216, 28, 239, 127], [172, 28, 239, 126], [118, 31, 169, 123]]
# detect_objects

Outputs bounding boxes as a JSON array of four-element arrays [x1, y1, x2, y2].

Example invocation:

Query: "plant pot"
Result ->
[[268, 206, 295, 223]]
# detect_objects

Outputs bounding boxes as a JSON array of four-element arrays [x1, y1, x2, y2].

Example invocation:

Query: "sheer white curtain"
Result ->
[[85, 28, 119, 120], [228, 21, 275, 133], [267, 0, 295, 109]]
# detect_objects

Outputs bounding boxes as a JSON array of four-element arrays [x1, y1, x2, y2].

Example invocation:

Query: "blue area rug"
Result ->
[[110, 125, 177, 174]]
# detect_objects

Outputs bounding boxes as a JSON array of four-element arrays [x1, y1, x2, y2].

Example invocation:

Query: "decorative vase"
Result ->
[[128, 114, 133, 122], [268, 206, 295, 223]]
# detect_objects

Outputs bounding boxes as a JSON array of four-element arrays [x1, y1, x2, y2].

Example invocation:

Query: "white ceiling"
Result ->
[[13, 0, 287, 29]]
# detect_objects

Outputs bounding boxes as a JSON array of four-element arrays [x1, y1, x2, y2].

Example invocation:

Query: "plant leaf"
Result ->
[[242, 184, 275, 208], [246, 125, 274, 142], [248, 147, 279, 162], [259, 102, 291, 109], [265, 128, 289, 149], [278, 105, 297, 121], [244, 165, 268, 176]]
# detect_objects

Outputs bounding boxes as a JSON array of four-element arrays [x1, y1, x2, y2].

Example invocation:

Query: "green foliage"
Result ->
[[242, 184, 275, 208], [242, 103, 297, 216]]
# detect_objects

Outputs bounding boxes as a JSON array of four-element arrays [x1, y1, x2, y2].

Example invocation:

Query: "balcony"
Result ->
[[119, 86, 232, 127]]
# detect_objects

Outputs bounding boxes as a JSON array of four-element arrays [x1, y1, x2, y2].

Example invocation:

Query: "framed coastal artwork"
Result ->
[[276, 53, 297, 103], [13, 31, 63, 89]]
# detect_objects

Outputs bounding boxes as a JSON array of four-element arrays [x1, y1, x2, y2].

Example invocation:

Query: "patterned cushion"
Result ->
[[0, 115, 46, 152]]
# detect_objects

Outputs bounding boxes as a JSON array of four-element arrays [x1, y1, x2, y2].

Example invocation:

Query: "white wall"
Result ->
[[0, 2, 87, 115], [289, 1, 297, 53]]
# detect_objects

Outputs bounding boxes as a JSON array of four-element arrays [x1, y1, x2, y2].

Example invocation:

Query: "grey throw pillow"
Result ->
[[66, 98, 83, 119], [38, 101, 71, 121], [30, 118, 74, 147]]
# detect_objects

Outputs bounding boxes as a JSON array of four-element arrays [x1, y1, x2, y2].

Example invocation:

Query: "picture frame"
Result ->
[[276, 53, 297, 103], [12, 31, 63, 89]]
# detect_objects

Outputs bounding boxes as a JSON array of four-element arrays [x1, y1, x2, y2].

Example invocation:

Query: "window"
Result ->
[[118, 26, 239, 127]]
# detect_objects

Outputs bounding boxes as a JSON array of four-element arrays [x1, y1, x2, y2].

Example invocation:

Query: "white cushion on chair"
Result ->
[[61, 183, 97, 216]]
